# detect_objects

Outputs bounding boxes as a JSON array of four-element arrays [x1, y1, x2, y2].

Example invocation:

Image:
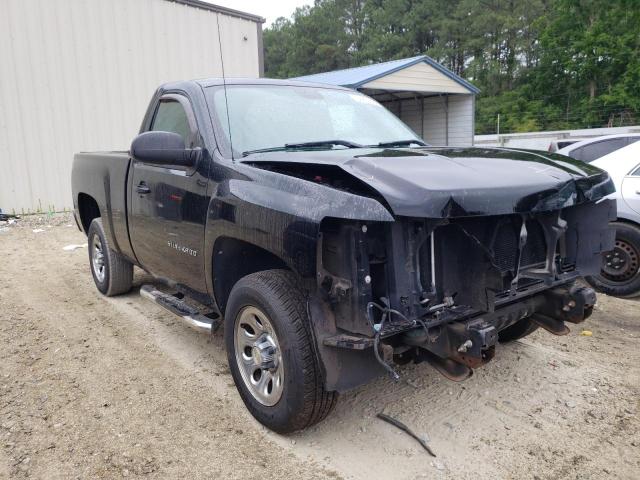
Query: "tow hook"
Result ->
[[454, 322, 497, 368], [457, 340, 473, 353], [532, 283, 597, 335], [402, 320, 498, 380], [542, 284, 597, 324]]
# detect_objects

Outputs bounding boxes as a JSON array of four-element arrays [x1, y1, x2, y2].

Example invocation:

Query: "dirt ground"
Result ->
[[1, 214, 638, 479]]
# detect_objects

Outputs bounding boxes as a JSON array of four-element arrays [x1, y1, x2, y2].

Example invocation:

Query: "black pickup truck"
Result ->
[[72, 78, 616, 433]]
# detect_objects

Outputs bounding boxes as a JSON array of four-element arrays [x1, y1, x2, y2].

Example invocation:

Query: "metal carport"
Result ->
[[292, 56, 479, 146]]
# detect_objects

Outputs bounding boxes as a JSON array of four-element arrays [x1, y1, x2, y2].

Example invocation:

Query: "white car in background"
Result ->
[[574, 140, 640, 297], [556, 133, 640, 162]]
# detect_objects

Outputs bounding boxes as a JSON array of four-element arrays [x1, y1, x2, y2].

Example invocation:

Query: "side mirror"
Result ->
[[130, 131, 200, 167]]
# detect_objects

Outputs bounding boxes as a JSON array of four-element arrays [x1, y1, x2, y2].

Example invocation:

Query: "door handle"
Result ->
[[136, 182, 151, 194]]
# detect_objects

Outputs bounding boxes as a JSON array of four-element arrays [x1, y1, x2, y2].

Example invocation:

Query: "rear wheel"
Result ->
[[87, 218, 133, 296], [498, 317, 539, 343], [224, 269, 337, 433], [586, 222, 640, 298]]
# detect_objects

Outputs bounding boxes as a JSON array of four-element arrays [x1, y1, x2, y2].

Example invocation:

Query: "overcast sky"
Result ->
[[207, 1, 312, 27]]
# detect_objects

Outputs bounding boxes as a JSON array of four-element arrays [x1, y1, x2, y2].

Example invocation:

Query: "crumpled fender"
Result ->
[[226, 164, 394, 222]]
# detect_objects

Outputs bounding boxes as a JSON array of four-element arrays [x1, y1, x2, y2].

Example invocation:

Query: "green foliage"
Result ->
[[264, 0, 640, 134]]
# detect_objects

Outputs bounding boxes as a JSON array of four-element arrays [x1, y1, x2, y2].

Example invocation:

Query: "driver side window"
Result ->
[[151, 98, 196, 147]]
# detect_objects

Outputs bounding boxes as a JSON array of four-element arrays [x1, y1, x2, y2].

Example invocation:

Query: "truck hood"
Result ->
[[242, 146, 614, 218]]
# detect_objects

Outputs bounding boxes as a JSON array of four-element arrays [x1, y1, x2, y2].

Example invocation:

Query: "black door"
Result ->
[[129, 94, 210, 293]]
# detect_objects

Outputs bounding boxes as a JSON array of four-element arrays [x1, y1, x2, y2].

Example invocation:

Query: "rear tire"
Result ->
[[87, 218, 133, 296], [224, 269, 337, 433], [498, 317, 539, 343], [586, 221, 640, 298]]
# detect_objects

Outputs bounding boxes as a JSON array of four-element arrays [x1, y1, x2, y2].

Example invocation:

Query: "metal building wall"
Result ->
[[381, 94, 474, 146], [446, 95, 474, 145], [0, 0, 262, 213]]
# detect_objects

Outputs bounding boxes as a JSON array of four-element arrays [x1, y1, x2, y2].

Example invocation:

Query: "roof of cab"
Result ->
[[157, 77, 355, 92], [195, 77, 353, 90]]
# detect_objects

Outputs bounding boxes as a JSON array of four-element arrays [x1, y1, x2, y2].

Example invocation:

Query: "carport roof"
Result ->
[[291, 55, 480, 94]]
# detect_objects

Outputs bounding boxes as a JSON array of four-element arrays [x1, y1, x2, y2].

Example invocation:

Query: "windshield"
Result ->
[[206, 84, 422, 156]]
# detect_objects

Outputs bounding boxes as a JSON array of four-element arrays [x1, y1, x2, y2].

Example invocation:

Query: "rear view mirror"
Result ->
[[131, 131, 200, 167]]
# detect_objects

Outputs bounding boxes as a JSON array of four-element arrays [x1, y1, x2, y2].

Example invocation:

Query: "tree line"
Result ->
[[264, 0, 640, 134]]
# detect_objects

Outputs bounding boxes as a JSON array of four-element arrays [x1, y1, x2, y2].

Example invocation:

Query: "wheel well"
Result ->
[[78, 193, 100, 233], [613, 217, 640, 230], [212, 237, 289, 314]]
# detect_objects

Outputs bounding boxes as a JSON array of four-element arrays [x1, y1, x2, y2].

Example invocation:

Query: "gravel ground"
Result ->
[[1, 214, 638, 479]]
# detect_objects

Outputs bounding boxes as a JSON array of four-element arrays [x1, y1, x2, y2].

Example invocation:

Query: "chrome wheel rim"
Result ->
[[234, 306, 284, 406], [91, 234, 106, 283]]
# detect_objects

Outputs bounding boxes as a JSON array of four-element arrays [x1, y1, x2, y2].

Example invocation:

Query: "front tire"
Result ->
[[224, 270, 337, 433], [87, 218, 133, 296], [586, 221, 640, 298]]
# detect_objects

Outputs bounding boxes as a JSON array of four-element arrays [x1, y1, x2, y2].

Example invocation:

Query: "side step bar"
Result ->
[[140, 284, 221, 334]]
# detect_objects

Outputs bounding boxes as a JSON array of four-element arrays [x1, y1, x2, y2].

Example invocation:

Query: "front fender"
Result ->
[[202, 165, 394, 306], [227, 168, 395, 223]]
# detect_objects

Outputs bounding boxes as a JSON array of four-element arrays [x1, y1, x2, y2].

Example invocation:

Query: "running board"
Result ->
[[140, 284, 221, 334]]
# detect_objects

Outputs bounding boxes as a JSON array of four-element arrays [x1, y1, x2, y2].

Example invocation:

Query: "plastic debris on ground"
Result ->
[[580, 330, 593, 336], [32, 229, 46, 233], [0, 212, 19, 222], [0, 216, 18, 232], [62, 244, 87, 251], [376, 412, 436, 457]]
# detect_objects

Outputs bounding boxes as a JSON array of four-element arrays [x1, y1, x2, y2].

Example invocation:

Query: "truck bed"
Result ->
[[71, 151, 134, 261]]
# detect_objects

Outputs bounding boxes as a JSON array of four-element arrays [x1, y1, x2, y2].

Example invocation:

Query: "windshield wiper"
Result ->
[[242, 140, 362, 157], [284, 140, 363, 149], [242, 146, 289, 157], [376, 139, 428, 147]]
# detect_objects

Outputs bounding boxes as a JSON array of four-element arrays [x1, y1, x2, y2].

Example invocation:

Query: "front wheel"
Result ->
[[586, 222, 640, 298], [224, 270, 337, 433]]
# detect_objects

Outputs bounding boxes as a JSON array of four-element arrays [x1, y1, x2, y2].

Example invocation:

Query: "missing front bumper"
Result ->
[[399, 282, 596, 377]]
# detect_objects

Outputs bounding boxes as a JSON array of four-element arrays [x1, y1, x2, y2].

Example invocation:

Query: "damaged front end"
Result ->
[[312, 199, 616, 390], [242, 147, 616, 391]]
